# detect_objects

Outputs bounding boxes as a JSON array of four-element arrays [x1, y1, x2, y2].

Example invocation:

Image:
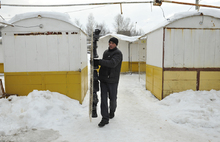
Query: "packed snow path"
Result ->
[[0, 74, 219, 142]]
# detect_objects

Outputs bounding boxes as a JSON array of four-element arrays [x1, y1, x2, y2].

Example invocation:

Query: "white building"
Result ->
[[1, 11, 88, 103], [140, 9, 220, 100]]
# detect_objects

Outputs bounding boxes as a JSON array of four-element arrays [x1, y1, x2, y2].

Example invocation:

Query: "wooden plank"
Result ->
[[153, 86, 162, 100], [5, 75, 42, 85], [154, 78, 162, 90], [200, 71, 220, 79], [200, 71, 220, 90], [0, 63, 4, 73], [164, 80, 197, 91], [200, 80, 220, 90], [5, 84, 42, 96], [44, 74, 66, 84], [164, 71, 197, 80]]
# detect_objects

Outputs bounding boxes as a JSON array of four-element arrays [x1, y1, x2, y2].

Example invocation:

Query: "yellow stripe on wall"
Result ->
[[121, 62, 129, 73], [163, 71, 197, 98], [130, 62, 146, 72], [200, 71, 220, 91], [146, 64, 163, 100], [121, 62, 146, 73], [4, 66, 88, 104], [0, 63, 4, 73]]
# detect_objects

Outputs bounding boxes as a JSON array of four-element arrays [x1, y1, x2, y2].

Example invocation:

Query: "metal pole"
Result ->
[[163, 0, 220, 9], [196, 0, 199, 10]]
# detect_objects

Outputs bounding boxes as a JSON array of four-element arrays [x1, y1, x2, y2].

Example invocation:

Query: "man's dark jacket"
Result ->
[[99, 47, 123, 83]]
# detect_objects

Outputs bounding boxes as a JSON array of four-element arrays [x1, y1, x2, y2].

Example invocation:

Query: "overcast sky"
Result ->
[[1, 0, 220, 33]]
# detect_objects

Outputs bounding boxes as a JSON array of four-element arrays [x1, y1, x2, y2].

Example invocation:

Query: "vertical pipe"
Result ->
[[128, 42, 131, 73], [120, 3, 123, 14], [196, 0, 199, 10]]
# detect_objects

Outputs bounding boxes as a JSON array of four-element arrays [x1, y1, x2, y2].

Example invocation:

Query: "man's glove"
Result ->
[[93, 59, 101, 67]]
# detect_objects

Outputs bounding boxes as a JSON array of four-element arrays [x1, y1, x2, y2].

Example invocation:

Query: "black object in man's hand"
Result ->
[[94, 59, 100, 67]]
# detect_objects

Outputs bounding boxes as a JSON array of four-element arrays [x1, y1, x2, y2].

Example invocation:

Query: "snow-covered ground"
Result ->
[[0, 73, 219, 142]]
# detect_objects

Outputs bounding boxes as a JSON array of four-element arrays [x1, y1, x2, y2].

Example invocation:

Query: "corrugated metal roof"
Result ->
[[139, 9, 220, 39]]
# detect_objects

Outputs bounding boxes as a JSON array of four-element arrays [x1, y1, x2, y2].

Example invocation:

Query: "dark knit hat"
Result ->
[[109, 37, 119, 45]]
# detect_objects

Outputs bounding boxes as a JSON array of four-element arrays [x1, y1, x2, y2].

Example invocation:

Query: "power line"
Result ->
[[163, 0, 220, 9], [1, 1, 153, 7], [1, 1, 220, 9], [65, 6, 105, 13]]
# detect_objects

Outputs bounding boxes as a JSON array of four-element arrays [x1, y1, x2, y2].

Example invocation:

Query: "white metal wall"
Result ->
[[0, 43, 3, 63], [167, 16, 220, 29], [97, 37, 109, 59], [130, 40, 146, 62], [2, 17, 86, 72], [3, 33, 82, 72], [80, 31, 88, 69], [164, 29, 220, 68], [146, 28, 164, 68]]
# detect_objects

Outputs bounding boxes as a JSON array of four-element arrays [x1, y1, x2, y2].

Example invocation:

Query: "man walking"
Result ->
[[94, 37, 123, 127]]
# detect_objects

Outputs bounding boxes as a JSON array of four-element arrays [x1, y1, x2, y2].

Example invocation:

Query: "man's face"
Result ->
[[109, 41, 117, 50]]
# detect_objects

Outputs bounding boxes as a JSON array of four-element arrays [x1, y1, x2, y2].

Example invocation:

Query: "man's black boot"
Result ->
[[98, 119, 109, 127], [109, 111, 114, 119]]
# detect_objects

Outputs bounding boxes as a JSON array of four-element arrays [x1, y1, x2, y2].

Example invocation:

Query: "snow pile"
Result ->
[[158, 90, 220, 129], [0, 90, 82, 136], [0, 74, 219, 141]]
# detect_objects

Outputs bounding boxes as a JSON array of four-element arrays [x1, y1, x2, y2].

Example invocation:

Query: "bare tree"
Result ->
[[113, 14, 143, 36], [74, 18, 84, 30], [113, 14, 133, 35], [85, 13, 96, 41], [131, 28, 144, 36], [96, 22, 110, 36]]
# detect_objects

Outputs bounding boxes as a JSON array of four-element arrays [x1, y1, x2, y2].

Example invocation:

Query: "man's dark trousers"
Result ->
[[100, 81, 118, 121]]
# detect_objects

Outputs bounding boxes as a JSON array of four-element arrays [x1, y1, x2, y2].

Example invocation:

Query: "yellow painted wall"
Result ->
[[131, 62, 146, 72], [0, 63, 4, 73], [146, 64, 163, 100], [121, 62, 129, 73], [4, 66, 88, 104], [200, 71, 220, 91], [163, 71, 197, 98], [121, 62, 146, 73]]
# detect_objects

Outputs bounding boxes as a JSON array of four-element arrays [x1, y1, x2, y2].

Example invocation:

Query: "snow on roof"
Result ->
[[100, 34, 140, 42], [8, 11, 80, 29], [9, 11, 72, 24], [6, 11, 88, 35], [140, 9, 220, 39], [0, 19, 13, 27]]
